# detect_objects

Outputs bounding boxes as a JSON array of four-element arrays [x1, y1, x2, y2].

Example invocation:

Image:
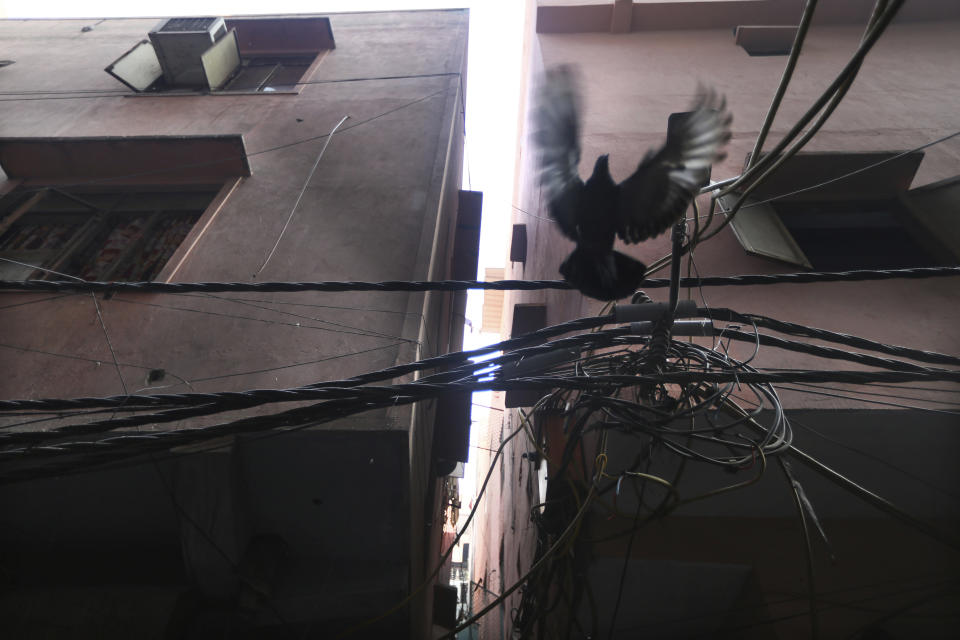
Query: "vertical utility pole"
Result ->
[[667, 220, 685, 318]]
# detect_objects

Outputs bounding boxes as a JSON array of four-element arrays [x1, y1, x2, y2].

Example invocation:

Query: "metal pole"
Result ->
[[668, 220, 685, 316]]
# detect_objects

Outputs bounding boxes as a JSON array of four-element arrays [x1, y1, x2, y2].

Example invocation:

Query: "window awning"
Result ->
[[0, 135, 251, 186], [742, 151, 924, 202], [722, 150, 927, 267], [224, 16, 335, 57]]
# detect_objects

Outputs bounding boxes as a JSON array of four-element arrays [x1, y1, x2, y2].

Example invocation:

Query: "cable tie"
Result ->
[[501, 348, 582, 379], [614, 300, 696, 323], [632, 319, 714, 336]]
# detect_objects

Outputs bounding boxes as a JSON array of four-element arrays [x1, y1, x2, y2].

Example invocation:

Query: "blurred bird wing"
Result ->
[[534, 65, 584, 241], [617, 86, 732, 244]]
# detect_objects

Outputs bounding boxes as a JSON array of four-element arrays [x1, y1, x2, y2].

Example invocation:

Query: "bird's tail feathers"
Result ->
[[559, 247, 647, 301]]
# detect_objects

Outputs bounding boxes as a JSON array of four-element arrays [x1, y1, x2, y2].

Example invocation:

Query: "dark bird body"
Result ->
[[534, 65, 732, 300]]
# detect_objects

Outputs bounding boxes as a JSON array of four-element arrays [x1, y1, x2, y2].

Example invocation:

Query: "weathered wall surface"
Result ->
[[510, 19, 960, 409], [0, 11, 470, 637], [491, 10, 960, 639], [0, 11, 467, 405]]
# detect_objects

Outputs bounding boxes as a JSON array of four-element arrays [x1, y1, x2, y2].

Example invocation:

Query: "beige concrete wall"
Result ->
[[537, 0, 960, 33], [0, 11, 467, 412], [0, 12, 469, 636]]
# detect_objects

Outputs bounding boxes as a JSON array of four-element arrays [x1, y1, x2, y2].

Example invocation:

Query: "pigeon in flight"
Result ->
[[534, 65, 732, 300]]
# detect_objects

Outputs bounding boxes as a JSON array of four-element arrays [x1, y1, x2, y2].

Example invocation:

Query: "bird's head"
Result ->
[[591, 154, 611, 179]]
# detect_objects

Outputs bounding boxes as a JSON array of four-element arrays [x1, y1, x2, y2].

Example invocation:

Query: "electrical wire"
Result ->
[[776, 384, 960, 415], [782, 380, 960, 408], [0, 72, 461, 98], [3, 86, 453, 194], [254, 114, 350, 277], [739, 129, 960, 209], [779, 457, 820, 640], [108, 295, 412, 342], [788, 414, 960, 502], [619, 576, 960, 635], [333, 416, 530, 638], [705, 307, 960, 367], [3, 265, 958, 294], [747, 0, 820, 169], [4, 270, 958, 637], [439, 485, 598, 640], [693, 0, 905, 249], [4, 15, 959, 622], [192, 293, 415, 343]]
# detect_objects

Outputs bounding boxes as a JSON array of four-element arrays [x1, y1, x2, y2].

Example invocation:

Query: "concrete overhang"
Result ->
[[536, 0, 960, 34], [0, 135, 251, 186], [224, 16, 335, 56]]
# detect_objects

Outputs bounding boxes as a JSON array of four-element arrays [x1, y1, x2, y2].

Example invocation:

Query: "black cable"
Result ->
[[0, 327, 625, 444], [108, 295, 407, 342], [0, 316, 615, 413], [789, 415, 960, 502], [0, 322, 623, 452], [0, 277, 574, 294], [719, 328, 952, 374], [845, 584, 959, 639], [0, 293, 76, 310], [706, 308, 960, 368], [699, 0, 905, 245], [5, 86, 452, 194], [606, 471, 646, 639], [332, 423, 526, 638], [779, 458, 820, 640], [150, 462, 294, 634], [777, 384, 960, 416], [619, 576, 959, 635], [0, 72, 460, 98], [5, 368, 960, 417], [784, 381, 960, 408], [3, 265, 957, 294]]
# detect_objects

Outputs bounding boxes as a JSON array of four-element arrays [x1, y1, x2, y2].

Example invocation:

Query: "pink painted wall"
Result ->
[[485, 11, 960, 639], [510, 19, 960, 409]]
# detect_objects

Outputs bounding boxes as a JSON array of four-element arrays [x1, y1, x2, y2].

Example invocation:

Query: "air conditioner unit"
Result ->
[[148, 17, 227, 87]]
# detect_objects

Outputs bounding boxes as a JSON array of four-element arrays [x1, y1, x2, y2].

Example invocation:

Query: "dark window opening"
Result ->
[[773, 200, 943, 270], [505, 304, 548, 408], [134, 53, 317, 94], [735, 25, 797, 56], [0, 187, 218, 281], [224, 55, 315, 92], [510, 224, 527, 263]]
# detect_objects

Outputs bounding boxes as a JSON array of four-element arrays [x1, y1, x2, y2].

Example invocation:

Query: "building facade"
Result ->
[[473, 1, 960, 638], [0, 10, 475, 638]]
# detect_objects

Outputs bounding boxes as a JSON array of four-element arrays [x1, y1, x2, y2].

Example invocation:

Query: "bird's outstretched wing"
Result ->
[[616, 87, 731, 244], [534, 65, 584, 241]]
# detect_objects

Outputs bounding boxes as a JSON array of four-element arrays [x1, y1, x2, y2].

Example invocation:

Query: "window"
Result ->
[[510, 224, 528, 264], [505, 304, 548, 408], [772, 199, 940, 270], [224, 56, 316, 92], [0, 135, 250, 281], [735, 25, 798, 56], [0, 187, 219, 281], [721, 151, 958, 269], [106, 16, 335, 94], [482, 267, 505, 334]]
